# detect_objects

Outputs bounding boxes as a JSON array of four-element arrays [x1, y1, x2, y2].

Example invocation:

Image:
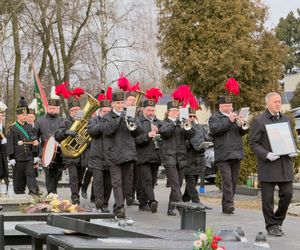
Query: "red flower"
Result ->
[[213, 235, 222, 241], [211, 241, 218, 249]]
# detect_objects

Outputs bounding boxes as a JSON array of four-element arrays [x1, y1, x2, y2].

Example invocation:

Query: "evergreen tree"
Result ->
[[157, 0, 288, 110]]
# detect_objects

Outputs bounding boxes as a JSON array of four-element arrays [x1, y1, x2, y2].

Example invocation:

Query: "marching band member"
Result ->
[[7, 97, 39, 194], [99, 91, 142, 218], [209, 96, 248, 214], [31, 98, 64, 194], [0, 103, 9, 188], [54, 98, 85, 204], [182, 107, 208, 203], [159, 100, 195, 216], [135, 99, 163, 213], [87, 92, 112, 213]]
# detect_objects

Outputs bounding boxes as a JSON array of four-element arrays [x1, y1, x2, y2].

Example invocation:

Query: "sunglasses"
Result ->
[[189, 115, 196, 118]]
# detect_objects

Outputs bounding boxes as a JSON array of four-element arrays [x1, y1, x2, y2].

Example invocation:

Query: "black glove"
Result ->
[[126, 117, 136, 124], [120, 110, 126, 118], [175, 119, 181, 126], [65, 130, 77, 138]]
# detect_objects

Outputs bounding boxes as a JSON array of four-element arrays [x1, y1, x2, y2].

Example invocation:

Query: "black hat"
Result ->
[[167, 100, 179, 110], [99, 100, 112, 108], [112, 92, 124, 102], [48, 99, 60, 107], [142, 99, 156, 108], [218, 96, 232, 104], [125, 91, 136, 99], [188, 108, 196, 115], [28, 108, 36, 115], [67, 97, 81, 109], [16, 97, 29, 115]]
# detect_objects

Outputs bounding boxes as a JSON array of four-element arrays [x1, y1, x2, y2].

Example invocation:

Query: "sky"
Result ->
[[264, 0, 299, 28]]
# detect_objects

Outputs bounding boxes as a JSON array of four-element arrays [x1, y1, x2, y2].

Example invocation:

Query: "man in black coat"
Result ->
[[209, 96, 248, 214], [0, 107, 9, 188], [135, 99, 162, 213], [7, 98, 39, 194], [54, 98, 84, 204], [87, 100, 112, 212], [99, 92, 142, 218], [182, 108, 207, 203], [159, 100, 195, 216], [250, 92, 297, 237], [31, 99, 64, 194]]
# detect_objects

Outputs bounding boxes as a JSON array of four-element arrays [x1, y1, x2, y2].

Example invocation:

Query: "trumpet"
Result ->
[[235, 118, 249, 130], [181, 119, 192, 131], [125, 116, 138, 131]]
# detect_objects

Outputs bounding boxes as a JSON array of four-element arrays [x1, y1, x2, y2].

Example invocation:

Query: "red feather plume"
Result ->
[[130, 82, 140, 91], [171, 85, 191, 107], [145, 87, 163, 103], [118, 73, 131, 91], [106, 87, 112, 101], [72, 88, 85, 99], [225, 78, 240, 95], [97, 93, 105, 101], [55, 81, 72, 99]]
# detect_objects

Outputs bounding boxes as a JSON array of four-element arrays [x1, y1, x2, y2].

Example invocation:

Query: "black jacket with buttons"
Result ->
[[7, 122, 37, 161]]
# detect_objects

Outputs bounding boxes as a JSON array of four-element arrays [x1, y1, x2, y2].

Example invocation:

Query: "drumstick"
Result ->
[[18, 140, 36, 146]]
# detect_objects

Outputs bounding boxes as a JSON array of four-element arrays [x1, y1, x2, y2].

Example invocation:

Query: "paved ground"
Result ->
[[5, 178, 300, 249]]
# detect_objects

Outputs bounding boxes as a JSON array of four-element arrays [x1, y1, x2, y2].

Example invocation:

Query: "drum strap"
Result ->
[[15, 122, 30, 140]]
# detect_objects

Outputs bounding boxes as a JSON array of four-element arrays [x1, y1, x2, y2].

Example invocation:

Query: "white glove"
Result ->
[[34, 157, 40, 164], [9, 159, 16, 166], [1, 138, 7, 144], [288, 152, 298, 158], [266, 152, 280, 161]]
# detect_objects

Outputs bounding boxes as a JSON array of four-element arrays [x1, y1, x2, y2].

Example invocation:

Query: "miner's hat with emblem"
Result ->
[[99, 100, 111, 108], [28, 108, 36, 115], [67, 97, 81, 109], [142, 99, 156, 108], [167, 100, 179, 110], [188, 108, 197, 115], [112, 92, 124, 102], [125, 91, 136, 99], [48, 98, 60, 107], [16, 97, 29, 115], [218, 95, 232, 104]]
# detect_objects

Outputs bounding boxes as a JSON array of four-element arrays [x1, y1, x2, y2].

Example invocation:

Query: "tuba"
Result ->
[[61, 93, 99, 158]]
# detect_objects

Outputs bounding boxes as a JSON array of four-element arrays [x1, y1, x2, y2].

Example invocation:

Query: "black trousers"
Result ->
[[82, 168, 95, 200], [13, 160, 37, 194], [110, 162, 134, 210], [182, 175, 199, 203], [127, 164, 142, 201], [165, 165, 184, 209], [217, 159, 240, 210], [92, 168, 112, 206], [138, 163, 159, 207], [260, 181, 293, 230], [44, 161, 63, 194], [65, 163, 85, 201]]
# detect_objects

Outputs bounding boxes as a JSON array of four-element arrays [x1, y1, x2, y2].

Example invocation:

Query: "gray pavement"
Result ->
[[5, 179, 300, 249]]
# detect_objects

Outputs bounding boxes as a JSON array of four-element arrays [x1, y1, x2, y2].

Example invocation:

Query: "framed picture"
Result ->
[[265, 122, 298, 156]]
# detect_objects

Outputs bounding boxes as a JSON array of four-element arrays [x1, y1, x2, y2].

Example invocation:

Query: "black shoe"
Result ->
[[81, 190, 88, 199], [149, 201, 158, 213], [277, 225, 284, 235], [115, 208, 126, 219], [101, 206, 110, 213], [267, 225, 283, 237], [127, 198, 134, 206], [139, 205, 151, 212], [95, 199, 104, 210], [222, 206, 234, 214], [167, 209, 176, 216]]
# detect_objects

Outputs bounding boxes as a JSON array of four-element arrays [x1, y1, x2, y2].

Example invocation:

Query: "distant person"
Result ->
[[0, 105, 9, 188], [250, 92, 297, 237], [209, 96, 248, 214]]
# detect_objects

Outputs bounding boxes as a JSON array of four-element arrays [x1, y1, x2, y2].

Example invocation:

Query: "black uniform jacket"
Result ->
[[87, 115, 107, 170], [54, 116, 80, 165], [209, 111, 247, 163], [135, 114, 162, 165], [249, 109, 294, 182], [159, 118, 195, 168], [99, 110, 142, 166], [7, 122, 37, 161], [185, 122, 207, 176]]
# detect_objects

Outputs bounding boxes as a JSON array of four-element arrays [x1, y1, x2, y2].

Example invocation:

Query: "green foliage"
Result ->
[[157, 0, 287, 110], [275, 10, 300, 73], [290, 82, 300, 109]]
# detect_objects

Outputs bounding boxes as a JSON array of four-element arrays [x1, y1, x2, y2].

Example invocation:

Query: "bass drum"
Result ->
[[42, 136, 60, 168]]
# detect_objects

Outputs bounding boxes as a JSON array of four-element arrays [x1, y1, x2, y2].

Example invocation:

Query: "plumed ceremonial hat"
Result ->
[[218, 95, 232, 104], [67, 97, 81, 109], [167, 100, 179, 110], [16, 97, 29, 115], [112, 92, 124, 102], [48, 99, 60, 107], [142, 99, 156, 108]]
